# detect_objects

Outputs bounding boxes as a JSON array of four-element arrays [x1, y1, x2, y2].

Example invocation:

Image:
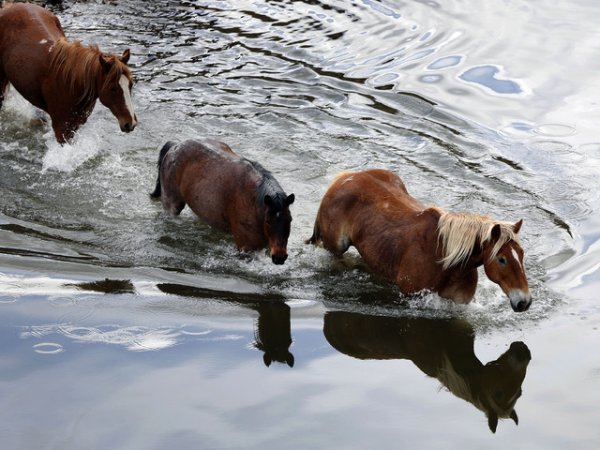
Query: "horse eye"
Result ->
[[498, 255, 507, 266]]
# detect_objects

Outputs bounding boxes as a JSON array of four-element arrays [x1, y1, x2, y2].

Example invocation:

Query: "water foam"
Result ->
[[41, 128, 104, 173]]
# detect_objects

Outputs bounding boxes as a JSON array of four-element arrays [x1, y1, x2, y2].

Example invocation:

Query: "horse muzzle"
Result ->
[[509, 290, 532, 312], [271, 252, 288, 265], [120, 115, 138, 133]]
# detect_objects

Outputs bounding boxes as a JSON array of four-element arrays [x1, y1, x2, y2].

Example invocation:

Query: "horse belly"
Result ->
[[182, 177, 234, 232]]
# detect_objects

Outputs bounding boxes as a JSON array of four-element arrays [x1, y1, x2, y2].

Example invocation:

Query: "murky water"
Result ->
[[1, 0, 599, 448]]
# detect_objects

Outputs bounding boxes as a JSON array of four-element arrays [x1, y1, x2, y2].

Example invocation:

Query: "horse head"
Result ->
[[97, 49, 138, 133], [482, 219, 532, 312], [480, 341, 532, 433], [263, 193, 294, 265]]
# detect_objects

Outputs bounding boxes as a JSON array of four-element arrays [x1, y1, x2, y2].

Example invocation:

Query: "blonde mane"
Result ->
[[48, 38, 128, 104], [436, 209, 519, 270]]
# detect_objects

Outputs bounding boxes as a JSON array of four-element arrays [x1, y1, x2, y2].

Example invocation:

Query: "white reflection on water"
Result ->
[[20, 323, 244, 352]]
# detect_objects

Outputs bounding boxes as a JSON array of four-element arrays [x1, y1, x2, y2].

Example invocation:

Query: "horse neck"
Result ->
[[432, 336, 487, 408], [252, 163, 286, 207], [49, 39, 103, 107]]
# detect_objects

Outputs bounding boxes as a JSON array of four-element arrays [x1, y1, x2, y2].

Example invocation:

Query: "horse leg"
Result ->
[[0, 76, 7, 111], [160, 190, 186, 216], [163, 198, 186, 216], [50, 117, 75, 145]]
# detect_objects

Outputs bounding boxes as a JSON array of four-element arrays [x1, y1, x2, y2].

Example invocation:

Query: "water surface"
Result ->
[[1, 0, 599, 448]]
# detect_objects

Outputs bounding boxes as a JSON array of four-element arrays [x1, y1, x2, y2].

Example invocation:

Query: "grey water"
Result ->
[[0, 0, 599, 448]]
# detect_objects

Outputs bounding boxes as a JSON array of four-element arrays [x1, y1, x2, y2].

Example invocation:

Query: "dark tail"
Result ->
[[150, 141, 176, 198], [305, 215, 321, 245]]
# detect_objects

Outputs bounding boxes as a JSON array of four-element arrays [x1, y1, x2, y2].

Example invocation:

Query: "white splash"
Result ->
[[42, 128, 104, 172]]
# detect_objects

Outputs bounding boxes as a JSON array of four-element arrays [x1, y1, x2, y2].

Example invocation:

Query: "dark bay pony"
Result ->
[[0, 3, 137, 143], [151, 139, 295, 264], [307, 169, 532, 311], [324, 311, 531, 433]]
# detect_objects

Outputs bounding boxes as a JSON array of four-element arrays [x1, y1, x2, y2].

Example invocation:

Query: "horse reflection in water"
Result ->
[[324, 311, 531, 433], [253, 302, 294, 368], [155, 283, 294, 368]]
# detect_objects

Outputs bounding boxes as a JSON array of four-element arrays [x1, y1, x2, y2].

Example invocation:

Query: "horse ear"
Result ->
[[488, 412, 498, 433], [491, 224, 502, 242], [286, 193, 295, 206], [121, 48, 131, 64], [263, 353, 272, 367], [513, 219, 523, 234], [286, 352, 295, 368], [264, 195, 273, 207], [99, 53, 113, 72], [510, 409, 519, 425]]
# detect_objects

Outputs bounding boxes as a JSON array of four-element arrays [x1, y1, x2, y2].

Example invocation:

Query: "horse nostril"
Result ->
[[516, 300, 531, 312], [123, 123, 132, 132]]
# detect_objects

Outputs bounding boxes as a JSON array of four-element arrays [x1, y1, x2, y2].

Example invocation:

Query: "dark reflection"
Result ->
[[67, 279, 136, 294], [157, 283, 293, 368], [253, 302, 294, 368], [324, 311, 531, 433]]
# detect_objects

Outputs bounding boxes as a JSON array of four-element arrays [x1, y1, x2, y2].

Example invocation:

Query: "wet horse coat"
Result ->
[[151, 139, 295, 264], [0, 3, 137, 143], [308, 169, 532, 311]]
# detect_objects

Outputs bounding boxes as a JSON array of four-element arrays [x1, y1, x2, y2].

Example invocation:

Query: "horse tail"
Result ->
[[150, 141, 176, 198], [305, 212, 322, 245]]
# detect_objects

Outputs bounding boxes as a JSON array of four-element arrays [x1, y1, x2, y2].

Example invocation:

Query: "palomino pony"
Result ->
[[307, 169, 532, 311], [0, 3, 137, 143], [151, 139, 295, 265], [324, 311, 531, 432]]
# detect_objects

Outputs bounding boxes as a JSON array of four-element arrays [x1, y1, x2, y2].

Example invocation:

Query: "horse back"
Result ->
[[162, 139, 261, 233], [319, 169, 425, 236], [0, 3, 64, 44], [316, 169, 441, 283]]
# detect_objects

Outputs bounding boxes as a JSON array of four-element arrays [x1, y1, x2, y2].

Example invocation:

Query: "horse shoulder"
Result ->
[[388, 207, 443, 292], [228, 166, 266, 250]]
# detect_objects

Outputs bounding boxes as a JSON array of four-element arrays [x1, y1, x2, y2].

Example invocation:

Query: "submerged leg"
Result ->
[[52, 120, 75, 145], [162, 197, 186, 216]]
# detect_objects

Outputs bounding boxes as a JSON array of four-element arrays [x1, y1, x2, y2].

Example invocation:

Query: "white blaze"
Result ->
[[119, 75, 137, 124], [511, 248, 524, 272]]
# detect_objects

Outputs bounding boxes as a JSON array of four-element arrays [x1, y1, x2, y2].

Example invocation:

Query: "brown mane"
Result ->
[[436, 209, 520, 270], [48, 38, 128, 104]]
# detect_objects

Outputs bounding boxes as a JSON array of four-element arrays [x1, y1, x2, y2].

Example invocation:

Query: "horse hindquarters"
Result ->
[[312, 201, 353, 256]]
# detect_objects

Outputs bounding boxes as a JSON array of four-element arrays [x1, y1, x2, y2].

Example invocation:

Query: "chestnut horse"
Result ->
[[151, 139, 295, 265], [307, 169, 532, 311], [0, 3, 137, 143], [324, 311, 531, 432]]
